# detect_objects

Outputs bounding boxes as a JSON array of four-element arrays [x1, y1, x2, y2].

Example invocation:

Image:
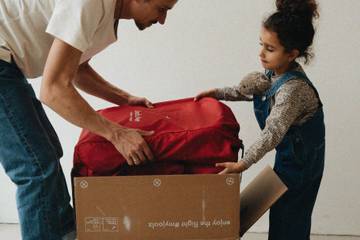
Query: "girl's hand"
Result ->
[[216, 161, 248, 174], [128, 96, 154, 108], [194, 89, 218, 101]]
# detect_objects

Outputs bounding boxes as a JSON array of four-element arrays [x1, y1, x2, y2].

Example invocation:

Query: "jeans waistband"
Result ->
[[0, 59, 27, 86]]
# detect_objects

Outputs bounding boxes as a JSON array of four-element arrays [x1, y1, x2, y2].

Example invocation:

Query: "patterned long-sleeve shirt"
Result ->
[[215, 64, 320, 168]]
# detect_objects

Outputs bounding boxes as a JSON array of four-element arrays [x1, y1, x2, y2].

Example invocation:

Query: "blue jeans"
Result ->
[[0, 60, 75, 239]]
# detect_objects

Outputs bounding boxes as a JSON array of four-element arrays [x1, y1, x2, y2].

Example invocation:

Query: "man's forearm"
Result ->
[[40, 76, 119, 140], [40, 38, 154, 165], [40, 38, 120, 140], [40, 76, 154, 166], [74, 63, 131, 105]]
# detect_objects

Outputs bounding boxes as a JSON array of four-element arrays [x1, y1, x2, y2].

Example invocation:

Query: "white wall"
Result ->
[[1, 0, 359, 235]]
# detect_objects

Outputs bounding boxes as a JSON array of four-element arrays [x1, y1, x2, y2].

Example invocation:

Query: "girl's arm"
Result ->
[[217, 78, 318, 174], [241, 79, 316, 168], [213, 71, 268, 101], [213, 86, 252, 101], [194, 72, 266, 101]]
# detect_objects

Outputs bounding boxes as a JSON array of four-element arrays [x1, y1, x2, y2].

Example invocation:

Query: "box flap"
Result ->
[[239, 165, 288, 236]]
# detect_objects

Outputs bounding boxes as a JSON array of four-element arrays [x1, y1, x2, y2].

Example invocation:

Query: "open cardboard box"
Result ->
[[74, 165, 287, 239]]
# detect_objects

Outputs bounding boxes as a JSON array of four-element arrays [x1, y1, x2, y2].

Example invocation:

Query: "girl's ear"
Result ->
[[288, 49, 300, 62]]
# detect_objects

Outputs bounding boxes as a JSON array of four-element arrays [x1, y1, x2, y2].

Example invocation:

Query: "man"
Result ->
[[0, 0, 178, 239]]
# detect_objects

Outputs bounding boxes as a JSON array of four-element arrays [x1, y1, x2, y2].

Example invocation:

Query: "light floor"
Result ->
[[1, 224, 359, 239]]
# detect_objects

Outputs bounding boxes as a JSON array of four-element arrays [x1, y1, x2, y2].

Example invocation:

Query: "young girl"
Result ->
[[195, 0, 324, 239]]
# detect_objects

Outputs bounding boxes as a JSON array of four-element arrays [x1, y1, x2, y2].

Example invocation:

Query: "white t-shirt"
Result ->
[[0, 0, 118, 78]]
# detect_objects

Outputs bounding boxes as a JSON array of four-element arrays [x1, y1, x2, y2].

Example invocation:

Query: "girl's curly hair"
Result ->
[[263, 0, 319, 64]]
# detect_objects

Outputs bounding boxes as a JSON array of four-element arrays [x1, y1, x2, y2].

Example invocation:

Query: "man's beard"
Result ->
[[135, 20, 157, 31], [135, 21, 146, 31]]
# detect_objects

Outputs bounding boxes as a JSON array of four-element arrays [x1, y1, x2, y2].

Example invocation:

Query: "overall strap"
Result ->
[[265, 71, 307, 97], [264, 69, 323, 107]]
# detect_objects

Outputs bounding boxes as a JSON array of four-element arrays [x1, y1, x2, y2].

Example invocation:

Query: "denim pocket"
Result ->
[[291, 132, 306, 167], [307, 141, 325, 181], [275, 133, 306, 189]]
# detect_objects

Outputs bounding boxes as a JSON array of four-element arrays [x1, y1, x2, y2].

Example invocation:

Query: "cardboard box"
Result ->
[[74, 165, 288, 239], [74, 174, 241, 240]]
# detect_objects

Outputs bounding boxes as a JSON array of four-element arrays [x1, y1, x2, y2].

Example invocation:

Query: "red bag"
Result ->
[[73, 98, 243, 176]]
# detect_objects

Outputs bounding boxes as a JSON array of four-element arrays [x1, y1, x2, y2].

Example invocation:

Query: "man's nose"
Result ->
[[259, 48, 265, 58], [158, 12, 167, 25]]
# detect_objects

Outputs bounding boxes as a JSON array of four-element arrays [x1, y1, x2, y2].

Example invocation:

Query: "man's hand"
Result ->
[[128, 95, 154, 108], [194, 88, 218, 101], [216, 161, 248, 174], [109, 127, 155, 166]]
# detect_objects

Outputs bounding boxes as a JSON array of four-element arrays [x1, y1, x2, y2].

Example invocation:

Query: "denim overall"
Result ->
[[253, 70, 325, 240], [0, 60, 75, 240]]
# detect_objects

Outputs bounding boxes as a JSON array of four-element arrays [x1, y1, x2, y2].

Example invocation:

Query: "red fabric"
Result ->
[[73, 98, 242, 176]]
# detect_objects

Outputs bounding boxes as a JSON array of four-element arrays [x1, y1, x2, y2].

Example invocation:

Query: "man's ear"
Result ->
[[288, 49, 300, 62]]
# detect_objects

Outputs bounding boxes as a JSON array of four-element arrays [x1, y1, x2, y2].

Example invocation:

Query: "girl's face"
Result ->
[[259, 27, 298, 75]]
